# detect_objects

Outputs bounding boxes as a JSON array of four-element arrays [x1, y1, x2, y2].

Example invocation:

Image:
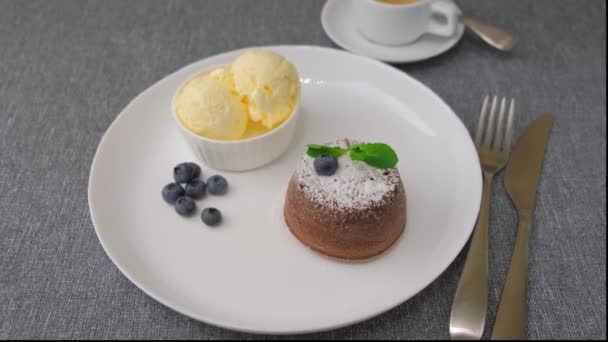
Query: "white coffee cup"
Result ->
[[352, 0, 460, 46]]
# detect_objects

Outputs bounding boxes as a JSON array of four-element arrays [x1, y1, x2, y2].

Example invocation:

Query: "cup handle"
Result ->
[[427, 1, 459, 37]]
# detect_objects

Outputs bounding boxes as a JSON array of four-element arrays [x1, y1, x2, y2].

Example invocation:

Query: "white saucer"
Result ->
[[321, 0, 465, 63], [88, 46, 481, 334]]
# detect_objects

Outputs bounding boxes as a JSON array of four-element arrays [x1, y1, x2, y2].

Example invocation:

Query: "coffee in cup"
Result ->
[[377, 0, 422, 4]]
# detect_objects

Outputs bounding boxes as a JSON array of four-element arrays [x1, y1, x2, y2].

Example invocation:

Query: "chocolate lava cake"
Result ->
[[284, 140, 406, 260]]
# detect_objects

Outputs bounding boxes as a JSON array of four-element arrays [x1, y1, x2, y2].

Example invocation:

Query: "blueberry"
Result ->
[[173, 162, 200, 183], [186, 162, 201, 178], [175, 196, 196, 216], [201, 207, 222, 226], [185, 179, 206, 199], [162, 183, 185, 204], [207, 175, 228, 195], [313, 154, 338, 176]]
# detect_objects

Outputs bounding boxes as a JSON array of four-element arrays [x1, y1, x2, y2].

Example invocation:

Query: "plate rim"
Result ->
[[88, 44, 481, 335], [320, 0, 465, 63]]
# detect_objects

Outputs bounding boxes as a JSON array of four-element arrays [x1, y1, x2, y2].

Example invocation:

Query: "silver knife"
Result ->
[[491, 113, 554, 340]]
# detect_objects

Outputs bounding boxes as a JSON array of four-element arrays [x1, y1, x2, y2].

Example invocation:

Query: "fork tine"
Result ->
[[493, 97, 507, 149], [482, 96, 498, 147], [474, 95, 490, 145], [503, 99, 515, 151]]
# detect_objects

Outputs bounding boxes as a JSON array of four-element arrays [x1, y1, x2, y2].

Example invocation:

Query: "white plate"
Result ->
[[88, 45, 481, 334], [321, 0, 464, 63]]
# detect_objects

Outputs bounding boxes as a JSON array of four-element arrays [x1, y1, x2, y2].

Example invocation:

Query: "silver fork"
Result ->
[[449, 96, 515, 340]]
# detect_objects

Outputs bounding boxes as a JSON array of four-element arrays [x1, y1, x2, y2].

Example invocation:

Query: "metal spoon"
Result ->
[[461, 15, 515, 51]]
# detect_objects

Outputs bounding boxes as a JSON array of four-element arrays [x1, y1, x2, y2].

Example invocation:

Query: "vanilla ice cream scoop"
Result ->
[[231, 50, 300, 129], [174, 69, 248, 140]]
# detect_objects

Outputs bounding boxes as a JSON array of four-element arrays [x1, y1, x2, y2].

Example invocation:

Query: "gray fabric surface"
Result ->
[[0, 0, 605, 339]]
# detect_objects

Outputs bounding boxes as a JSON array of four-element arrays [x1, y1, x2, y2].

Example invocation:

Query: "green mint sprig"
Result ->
[[349, 143, 398, 169], [306, 142, 398, 169]]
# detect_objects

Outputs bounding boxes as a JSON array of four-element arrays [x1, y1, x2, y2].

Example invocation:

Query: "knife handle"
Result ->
[[449, 173, 491, 339], [491, 215, 531, 340]]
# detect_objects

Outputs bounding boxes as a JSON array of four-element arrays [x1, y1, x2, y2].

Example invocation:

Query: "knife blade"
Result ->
[[504, 113, 554, 216], [492, 113, 554, 340]]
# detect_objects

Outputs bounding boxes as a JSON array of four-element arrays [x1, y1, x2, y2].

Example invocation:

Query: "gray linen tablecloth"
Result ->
[[0, 0, 605, 339]]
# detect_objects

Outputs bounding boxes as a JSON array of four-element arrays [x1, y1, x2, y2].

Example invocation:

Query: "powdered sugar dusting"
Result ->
[[294, 140, 400, 210]]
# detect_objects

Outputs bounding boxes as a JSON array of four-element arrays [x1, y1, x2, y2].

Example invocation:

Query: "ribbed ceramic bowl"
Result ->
[[171, 67, 300, 171]]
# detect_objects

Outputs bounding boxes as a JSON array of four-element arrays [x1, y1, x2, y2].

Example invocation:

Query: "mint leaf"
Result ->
[[349, 143, 398, 169], [306, 144, 347, 158]]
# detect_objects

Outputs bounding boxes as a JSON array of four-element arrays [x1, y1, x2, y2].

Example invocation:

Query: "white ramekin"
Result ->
[[171, 67, 300, 172]]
